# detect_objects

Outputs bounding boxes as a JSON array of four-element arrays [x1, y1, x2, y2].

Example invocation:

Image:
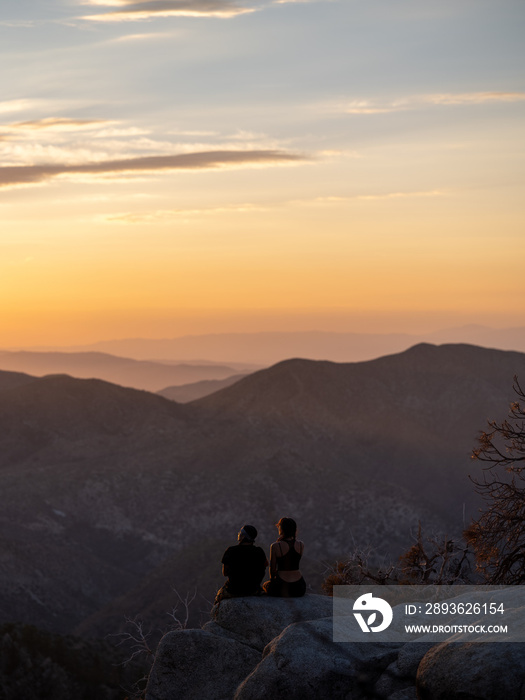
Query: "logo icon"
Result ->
[[353, 593, 393, 633]]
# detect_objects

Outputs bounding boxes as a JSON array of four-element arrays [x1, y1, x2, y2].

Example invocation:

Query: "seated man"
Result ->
[[215, 525, 268, 603]]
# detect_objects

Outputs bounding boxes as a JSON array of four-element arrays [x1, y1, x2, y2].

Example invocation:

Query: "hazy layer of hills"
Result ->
[[158, 373, 248, 402], [0, 351, 244, 392], [3, 324, 523, 400], [24, 324, 525, 364], [1, 343, 523, 641]]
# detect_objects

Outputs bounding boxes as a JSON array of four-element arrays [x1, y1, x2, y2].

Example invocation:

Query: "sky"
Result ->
[[1, 0, 524, 346]]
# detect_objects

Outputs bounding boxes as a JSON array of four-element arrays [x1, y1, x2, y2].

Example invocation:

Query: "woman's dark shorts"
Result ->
[[262, 576, 306, 598]]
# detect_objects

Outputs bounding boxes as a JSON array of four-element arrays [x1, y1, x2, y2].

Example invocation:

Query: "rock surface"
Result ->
[[235, 617, 400, 700], [374, 643, 434, 699], [146, 589, 525, 700], [205, 593, 333, 650], [146, 595, 335, 700], [417, 640, 525, 700], [145, 629, 260, 700]]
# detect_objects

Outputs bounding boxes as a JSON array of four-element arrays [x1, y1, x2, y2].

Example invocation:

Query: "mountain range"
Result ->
[[158, 374, 248, 402], [20, 324, 525, 364], [0, 351, 245, 392], [1, 343, 523, 640]]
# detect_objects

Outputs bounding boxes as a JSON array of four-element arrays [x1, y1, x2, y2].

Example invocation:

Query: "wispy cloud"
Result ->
[[344, 100, 405, 115], [342, 92, 525, 115], [167, 129, 219, 137], [81, 0, 256, 21], [5, 118, 115, 132], [325, 190, 444, 202], [0, 149, 305, 188], [0, 100, 42, 115], [272, 0, 331, 4], [102, 202, 267, 223], [426, 92, 525, 105], [1, 118, 149, 142], [292, 190, 446, 205], [99, 189, 444, 223], [0, 116, 288, 169], [110, 30, 174, 40], [0, 118, 122, 160], [0, 20, 37, 28]]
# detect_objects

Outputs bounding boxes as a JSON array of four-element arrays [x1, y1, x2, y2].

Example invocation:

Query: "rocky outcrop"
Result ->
[[146, 595, 340, 700], [203, 594, 333, 651], [374, 643, 434, 699], [417, 640, 525, 700], [146, 588, 525, 700], [146, 594, 402, 700], [234, 617, 400, 700], [145, 629, 260, 700]]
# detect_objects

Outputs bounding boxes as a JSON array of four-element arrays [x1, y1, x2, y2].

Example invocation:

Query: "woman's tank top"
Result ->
[[276, 538, 302, 571]]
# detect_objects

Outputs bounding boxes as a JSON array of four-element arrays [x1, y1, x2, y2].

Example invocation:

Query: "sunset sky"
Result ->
[[1, 0, 524, 346]]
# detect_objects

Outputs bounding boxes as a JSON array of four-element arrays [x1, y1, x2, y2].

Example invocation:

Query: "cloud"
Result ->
[[344, 100, 405, 115], [167, 129, 219, 136], [0, 117, 154, 164], [342, 92, 525, 115], [102, 202, 267, 223], [81, 0, 256, 21], [5, 118, 115, 132], [323, 190, 445, 202], [292, 190, 446, 205], [100, 189, 444, 223], [272, 0, 331, 4], [110, 30, 173, 40], [0, 149, 305, 188], [426, 92, 525, 106], [0, 117, 139, 152], [0, 20, 37, 28], [0, 100, 42, 115]]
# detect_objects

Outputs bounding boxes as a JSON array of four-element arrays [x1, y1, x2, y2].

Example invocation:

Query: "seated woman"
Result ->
[[215, 525, 268, 603], [263, 517, 306, 597]]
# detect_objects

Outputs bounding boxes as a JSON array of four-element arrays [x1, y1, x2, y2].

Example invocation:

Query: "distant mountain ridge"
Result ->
[[0, 343, 524, 640], [0, 350, 241, 392], [16, 324, 525, 365], [191, 342, 523, 514], [158, 373, 248, 402]]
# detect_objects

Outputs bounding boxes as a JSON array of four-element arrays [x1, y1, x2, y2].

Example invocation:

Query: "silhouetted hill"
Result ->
[[0, 373, 187, 431], [195, 343, 516, 433], [0, 369, 37, 393], [185, 343, 524, 519], [0, 372, 193, 632], [0, 351, 240, 392], [0, 373, 189, 461], [0, 344, 524, 640], [158, 373, 248, 402]]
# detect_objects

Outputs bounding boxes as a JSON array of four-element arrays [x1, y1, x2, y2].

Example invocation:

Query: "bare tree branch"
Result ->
[[322, 525, 474, 594], [466, 376, 525, 583]]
